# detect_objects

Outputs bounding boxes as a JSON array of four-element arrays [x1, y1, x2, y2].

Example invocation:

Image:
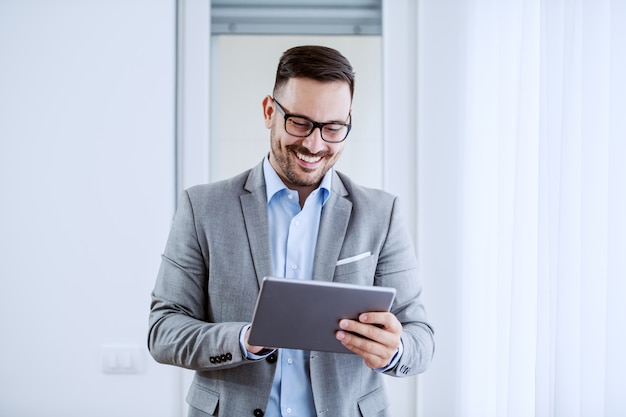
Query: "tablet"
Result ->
[[248, 277, 396, 354]]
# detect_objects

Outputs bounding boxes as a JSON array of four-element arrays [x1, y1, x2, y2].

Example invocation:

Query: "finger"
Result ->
[[339, 317, 399, 349], [337, 320, 398, 361], [358, 312, 401, 332], [336, 330, 393, 369]]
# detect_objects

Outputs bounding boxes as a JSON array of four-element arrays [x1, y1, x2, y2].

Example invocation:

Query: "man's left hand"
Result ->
[[335, 311, 402, 369]]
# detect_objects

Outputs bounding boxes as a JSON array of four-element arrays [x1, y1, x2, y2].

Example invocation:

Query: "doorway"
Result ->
[[209, 35, 383, 188]]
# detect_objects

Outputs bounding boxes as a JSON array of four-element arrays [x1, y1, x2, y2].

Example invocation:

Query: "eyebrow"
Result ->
[[274, 98, 349, 124], [293, 113, 348, 124]]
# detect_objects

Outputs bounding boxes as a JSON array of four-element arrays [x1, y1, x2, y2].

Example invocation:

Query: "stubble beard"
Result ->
[[269, 130, 335, 188]]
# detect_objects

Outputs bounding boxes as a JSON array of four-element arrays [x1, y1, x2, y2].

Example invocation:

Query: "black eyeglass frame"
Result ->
[[272, 98, 352, 143]]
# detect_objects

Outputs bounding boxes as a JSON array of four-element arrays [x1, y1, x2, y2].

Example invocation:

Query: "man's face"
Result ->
[[263, 77, 352, 196]]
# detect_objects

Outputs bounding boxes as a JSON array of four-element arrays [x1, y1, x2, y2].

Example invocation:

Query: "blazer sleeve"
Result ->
[[378, 197, 435, 377], [147, 189, 248, 371]]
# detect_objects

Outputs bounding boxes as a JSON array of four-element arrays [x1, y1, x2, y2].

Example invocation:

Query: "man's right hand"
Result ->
[[244, 327, 267, 354]]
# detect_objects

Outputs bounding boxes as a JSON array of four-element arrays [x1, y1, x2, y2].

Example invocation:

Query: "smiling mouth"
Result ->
[[296, 151, 322, 164]]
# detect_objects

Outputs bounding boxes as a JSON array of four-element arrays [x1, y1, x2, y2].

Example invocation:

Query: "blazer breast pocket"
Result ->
[[334, 251, 376, 279]]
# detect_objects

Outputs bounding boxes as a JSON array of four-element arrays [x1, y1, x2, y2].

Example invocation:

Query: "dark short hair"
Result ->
[[273, 45, 355, 99]]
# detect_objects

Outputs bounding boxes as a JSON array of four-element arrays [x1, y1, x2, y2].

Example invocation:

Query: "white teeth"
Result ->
[[296, 152, 321, 163]]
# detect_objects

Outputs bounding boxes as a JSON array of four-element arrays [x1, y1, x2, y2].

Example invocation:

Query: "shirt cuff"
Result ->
[[375, 339, 404, 373], [239, 324, 276, 360]]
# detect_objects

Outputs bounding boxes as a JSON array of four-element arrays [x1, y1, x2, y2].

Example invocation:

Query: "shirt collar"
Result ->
[[263, 155, 332, 205]]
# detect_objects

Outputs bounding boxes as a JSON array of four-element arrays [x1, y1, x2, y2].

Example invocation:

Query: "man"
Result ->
[[148, 45, 434, 417]]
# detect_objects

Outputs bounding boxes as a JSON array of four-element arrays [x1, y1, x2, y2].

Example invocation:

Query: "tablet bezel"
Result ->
[[248, 277, 396, 354]]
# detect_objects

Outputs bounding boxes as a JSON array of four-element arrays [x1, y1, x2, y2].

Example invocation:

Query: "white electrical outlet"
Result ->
[[101, 344, 143, 374]]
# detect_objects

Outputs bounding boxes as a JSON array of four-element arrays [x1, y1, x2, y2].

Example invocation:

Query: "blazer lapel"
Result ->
[[241, 164, 352, 285], [313, 171, 352, 282], [241, 161, 273, 288]]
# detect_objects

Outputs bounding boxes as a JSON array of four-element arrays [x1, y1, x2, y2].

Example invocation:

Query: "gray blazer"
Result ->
[[148, 160, 434, 417]]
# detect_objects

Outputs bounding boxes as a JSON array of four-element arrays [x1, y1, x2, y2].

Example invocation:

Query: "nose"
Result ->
[[301, 126, 326, 154]]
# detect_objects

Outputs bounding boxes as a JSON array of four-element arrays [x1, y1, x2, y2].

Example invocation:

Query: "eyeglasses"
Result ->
[[273, 98, 352, 143]]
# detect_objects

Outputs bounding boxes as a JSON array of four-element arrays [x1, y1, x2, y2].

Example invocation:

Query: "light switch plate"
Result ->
[[101, 344, 143, 374]]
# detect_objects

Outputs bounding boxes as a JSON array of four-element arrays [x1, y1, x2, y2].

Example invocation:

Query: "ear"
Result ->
[[262, 95, 274, 129]]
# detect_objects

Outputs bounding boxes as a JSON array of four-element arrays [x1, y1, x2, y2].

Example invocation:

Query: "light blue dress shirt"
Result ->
[[239, 157, 402, 416], [262, 157, 330, 417]]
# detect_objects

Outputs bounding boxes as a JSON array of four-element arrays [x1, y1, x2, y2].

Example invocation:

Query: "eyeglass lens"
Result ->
[[284, 116, 349, 143]]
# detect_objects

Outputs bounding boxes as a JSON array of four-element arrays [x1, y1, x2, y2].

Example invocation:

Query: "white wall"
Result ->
[[0, 1, 180, 415]]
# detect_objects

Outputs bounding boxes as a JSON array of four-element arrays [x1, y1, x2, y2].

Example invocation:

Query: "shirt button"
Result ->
[[286, 408, 292, 414], [287, 194, 294, 200], [291, 264, 297, 270], [287, 358, 293, 365], [294, 219, 300, 226]]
